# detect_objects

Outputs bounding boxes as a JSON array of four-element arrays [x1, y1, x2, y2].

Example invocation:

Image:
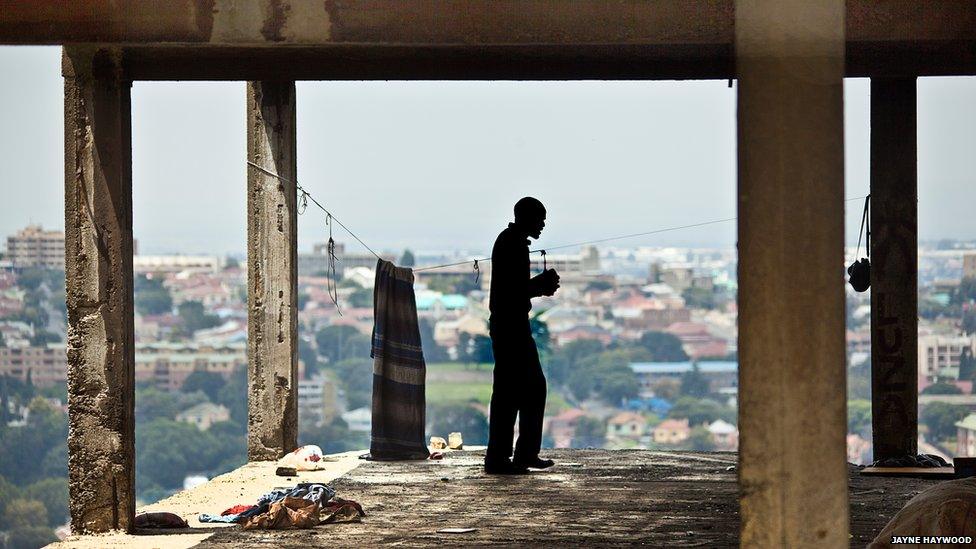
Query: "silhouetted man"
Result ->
[[484, 197, 560, 475]]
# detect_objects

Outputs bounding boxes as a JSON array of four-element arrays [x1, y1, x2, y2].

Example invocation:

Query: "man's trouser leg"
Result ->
[[485, 328, 519, 465], [513, 340, 546, 464]]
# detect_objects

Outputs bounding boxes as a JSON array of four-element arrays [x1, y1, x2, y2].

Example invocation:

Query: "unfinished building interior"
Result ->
[[2, 1, 976, 546]]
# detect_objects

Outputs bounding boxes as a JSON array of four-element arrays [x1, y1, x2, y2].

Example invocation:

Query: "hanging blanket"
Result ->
[[369, 259, 430, 460]]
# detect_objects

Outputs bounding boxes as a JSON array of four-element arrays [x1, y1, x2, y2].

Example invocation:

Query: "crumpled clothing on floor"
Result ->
[[257, 483, 336, 506], [321, 497, 366, 524], [199, 503, 259, 524], [242, 497, 321, 530], [199, 512, 242, 524], [869, 454, 950, 468], [133, 512, 188, 529], [199, 483, 337, 524], [221, 504, 255, 516]]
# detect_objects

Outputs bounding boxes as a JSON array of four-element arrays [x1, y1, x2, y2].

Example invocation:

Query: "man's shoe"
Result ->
[[514, 457, 555, 469], [484, 461, 530, 475]]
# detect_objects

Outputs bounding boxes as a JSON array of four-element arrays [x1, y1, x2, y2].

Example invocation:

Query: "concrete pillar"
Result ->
[[62, 47, 135, 533], [246, 81, 299, 460], [735, 1, 848, 546], [870, 77, 918, 461]]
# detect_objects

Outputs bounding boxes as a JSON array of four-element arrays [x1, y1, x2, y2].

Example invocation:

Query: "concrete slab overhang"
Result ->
[[3, 0, 976, 79]]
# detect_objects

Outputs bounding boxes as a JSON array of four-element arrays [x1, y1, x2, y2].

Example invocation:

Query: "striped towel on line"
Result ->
[[368, 258, 430, 461]]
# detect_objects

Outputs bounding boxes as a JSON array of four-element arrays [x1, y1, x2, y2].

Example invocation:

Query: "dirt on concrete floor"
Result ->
[[193, 449, 941, 548]]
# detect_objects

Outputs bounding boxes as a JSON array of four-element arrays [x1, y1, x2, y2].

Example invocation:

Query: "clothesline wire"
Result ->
[[247, 162, 869, 274], [415, 195, 870, 272], [247, 161, 383, 261]]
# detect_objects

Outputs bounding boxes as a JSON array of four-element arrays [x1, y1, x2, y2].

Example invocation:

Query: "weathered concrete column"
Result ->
[[63, 47, 135, 533], [246, 81, 299, 460], [870, 77, 918, 461], [736, 1, 848, 546]]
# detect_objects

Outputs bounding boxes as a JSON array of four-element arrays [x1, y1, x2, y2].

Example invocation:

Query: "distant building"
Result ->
[[0, 320, 35, 349], [343, 266, 376, 289], [0, 292, 24, 317], [706, 419, 738, 450], [847, 329, 872, 355], [964, 253, 976, 279], [606, 412, 646, 441], [135, 342, 246, 391], [653, 418, 690, 444], [416, 291, 469, 317], [433, 313, 488, 350], [666, 322, 728, 360], [192, 320, 247, 346], [6, 225, 64, 269], [546, 408, 587, 448], [133, 255, 220, 274], [0, 271, 16, 290], [342, 407, 372, 432], [552, 325, 613, 347], [630, 361, 738, 397], [176, 402, 230, 430], [611, 292, 690, 332], [528, 245, 601, 276], [299, 242, 387, 277], [538, 305, 603, 333], [653, 266, 714, 293], [847, 433, 872, 465], [298, 373, 338, 428], [165, 275, 236, 307], [918, 333, 976, 383], [956, 414, 976, 457], [614, 307, 692, 332], [0, 344, 66, 387], [134, 313, 182, 342]]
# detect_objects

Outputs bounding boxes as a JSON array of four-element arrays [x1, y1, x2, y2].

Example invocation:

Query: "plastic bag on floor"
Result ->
[[277, 445, 326, 471]]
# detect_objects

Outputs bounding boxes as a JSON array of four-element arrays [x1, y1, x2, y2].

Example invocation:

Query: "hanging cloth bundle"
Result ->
[[848, 195, 871, 292]]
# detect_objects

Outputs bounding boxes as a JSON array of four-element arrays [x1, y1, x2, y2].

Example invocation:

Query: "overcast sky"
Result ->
[[0, 46, 973, 256]]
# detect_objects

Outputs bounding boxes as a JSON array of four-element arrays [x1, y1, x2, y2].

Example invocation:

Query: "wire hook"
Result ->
[[473, 259, 480, 284]]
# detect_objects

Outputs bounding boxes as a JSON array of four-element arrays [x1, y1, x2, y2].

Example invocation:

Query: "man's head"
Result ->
[[514, 196, 546, 239]]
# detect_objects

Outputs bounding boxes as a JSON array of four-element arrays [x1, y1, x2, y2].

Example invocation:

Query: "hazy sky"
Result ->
[[1, 46, 973, 256]]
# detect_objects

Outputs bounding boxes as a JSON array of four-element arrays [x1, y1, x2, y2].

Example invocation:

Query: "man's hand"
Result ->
[[539, 269, 560, 296]]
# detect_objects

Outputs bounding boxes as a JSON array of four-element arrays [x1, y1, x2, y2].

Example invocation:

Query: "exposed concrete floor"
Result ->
[[168, 449, 938, 548], [47, 449, 945, 548], [49, 450, 364, 549]]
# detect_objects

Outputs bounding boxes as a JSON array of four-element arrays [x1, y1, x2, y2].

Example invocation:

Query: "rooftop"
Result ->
[[631, 361, 738, 374], [50, 449, 941, 548], [956, 413, 976, 432]]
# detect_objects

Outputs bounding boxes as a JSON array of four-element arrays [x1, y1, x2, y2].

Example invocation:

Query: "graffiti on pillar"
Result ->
[[874, 291, 910, 438], [872, 197, 917, 456]]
